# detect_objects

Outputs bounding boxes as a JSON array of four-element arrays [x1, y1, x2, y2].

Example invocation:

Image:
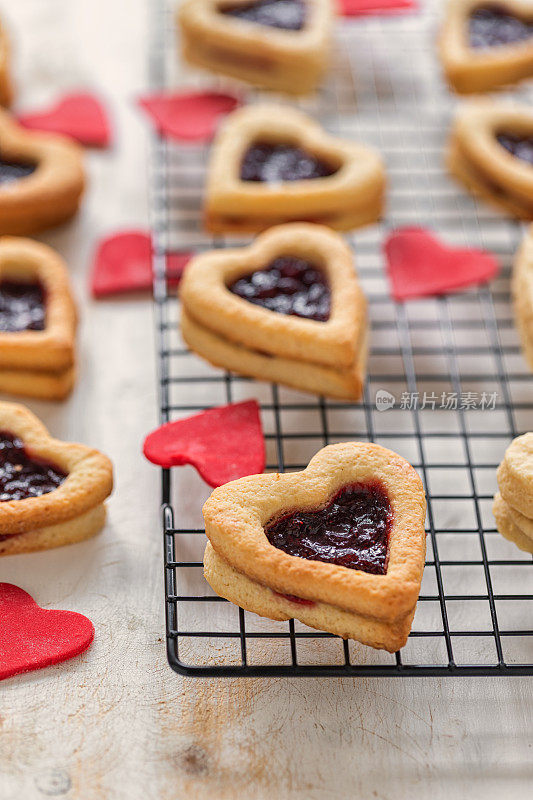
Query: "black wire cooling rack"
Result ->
[[150, 0, 533, 676]]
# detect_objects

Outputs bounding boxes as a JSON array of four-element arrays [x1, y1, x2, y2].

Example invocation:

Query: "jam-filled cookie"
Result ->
[[180, 223, 368, 400], [512, 225, 533, 369], [0, 402, 113, 556], [0, 237, 77, 400], [0, 20, 13, 107], [0, 109, 85, 235], [204, 104, 385, 233], [448, 101, 533, 219], [203, 442, 427, 652], [178, 0, 334, 95], [440, 0, 533, 93]]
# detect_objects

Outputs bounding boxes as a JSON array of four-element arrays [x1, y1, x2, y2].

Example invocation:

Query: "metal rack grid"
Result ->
[[150, 0, 533, 676]]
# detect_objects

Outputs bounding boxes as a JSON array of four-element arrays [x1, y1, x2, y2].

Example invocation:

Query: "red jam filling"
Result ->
[[0, 280, 46, 332], [0, 159, 36, 185], [265, 482, 393, 575], [469, 7, 533, 48], [0, 432, 67, 502], [497, 133, 533, 167], [228, 256, 330, 321], [222, 0, 306, 30], [272, 591, 316, 606], [240, 143, 337, 183]]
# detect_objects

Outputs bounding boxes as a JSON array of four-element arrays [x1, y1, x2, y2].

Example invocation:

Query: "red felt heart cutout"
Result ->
[[18, 92, 112, 148], [385, 227, 499, 301], [143, 400, 265, 487], [137, 91, 240, 142], [90, 231, 192, 298], [339, 0, 417, 16], [0, 583, 94, 680]]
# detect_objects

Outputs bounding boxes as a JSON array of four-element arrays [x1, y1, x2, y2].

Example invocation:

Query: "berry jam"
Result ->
[[0, 159, 36, 186], [469, 6, 533, 48], [241, 143, 336, 183], [273, 591, 315, 606], [228, 256, 330, 321], [0, 280, 46, 332], [497, 133, 533, 166], [265, 482, 393, 575], [222, 0, 306, 30], [0, 432, 67, 502]]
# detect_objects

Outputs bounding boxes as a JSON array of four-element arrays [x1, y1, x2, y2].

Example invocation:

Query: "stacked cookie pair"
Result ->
[[204, 104, 386, 234], [440, 0, 533, 95], [494, 433, 533, 554], [0, 402, 113, 556], [439, 1, 533, 219], [179, 0, 334, 95], [0, 238, 77, 400], [0, 108, 85, 400], [448, 103, 533, 221], [204, 441, 427, 653], [0, 21, 113, 558], [181, 224, 368, 400]]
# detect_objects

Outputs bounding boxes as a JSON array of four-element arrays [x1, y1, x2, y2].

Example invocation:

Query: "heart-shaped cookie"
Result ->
[[180, 223, 368, 399], [0, 109, 85, 235], [0, 402, 113, 556], [178, 0, 334, 95], [512, 225, 533, 369], [440, 0, 533, 93], [0, 237, 77, 400], [385, 226, 499, 301], [204, 104, 385, 233], [203, 441, 426, 652], [448, 101, 533, 219], [0, 20, 13, 107], [0, 583, 94, 680], [143, 400, 265, 486], [18, 92, 112, 148]]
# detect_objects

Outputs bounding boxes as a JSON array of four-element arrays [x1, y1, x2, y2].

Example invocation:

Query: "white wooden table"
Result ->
[[0, 1, 532, 798]]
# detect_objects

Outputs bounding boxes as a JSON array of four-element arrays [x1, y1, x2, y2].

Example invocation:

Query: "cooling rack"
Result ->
[[149, 0, 533, 676]]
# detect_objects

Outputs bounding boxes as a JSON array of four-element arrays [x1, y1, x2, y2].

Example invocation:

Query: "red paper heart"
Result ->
[[90, 231, 192, 298], [0, 583, 94, 680], [143, 400, 265, 487], [339, 0, 417, 15], [18, 92, 112, 148], [385, 227, 499, 301], [137, 91, 240, 142]]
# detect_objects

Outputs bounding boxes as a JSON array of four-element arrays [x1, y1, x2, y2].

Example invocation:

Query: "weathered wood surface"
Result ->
[[0, 1, 532, 798]]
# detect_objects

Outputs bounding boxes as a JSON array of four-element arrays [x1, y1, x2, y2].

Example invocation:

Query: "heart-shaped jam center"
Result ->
[[469, 6, 533, 48], [497, 133, 533, 166], [0, 280, 46, 332], [0, 159, 36, 186], [0, 433, 67, 502], [228, 256, 331, 321], [240, 143, 337, 183], [265, 482, 393, 575], [221, 0, 306, 30]]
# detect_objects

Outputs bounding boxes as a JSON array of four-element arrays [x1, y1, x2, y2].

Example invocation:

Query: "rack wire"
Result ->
[[150, 0, 533, 676]]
